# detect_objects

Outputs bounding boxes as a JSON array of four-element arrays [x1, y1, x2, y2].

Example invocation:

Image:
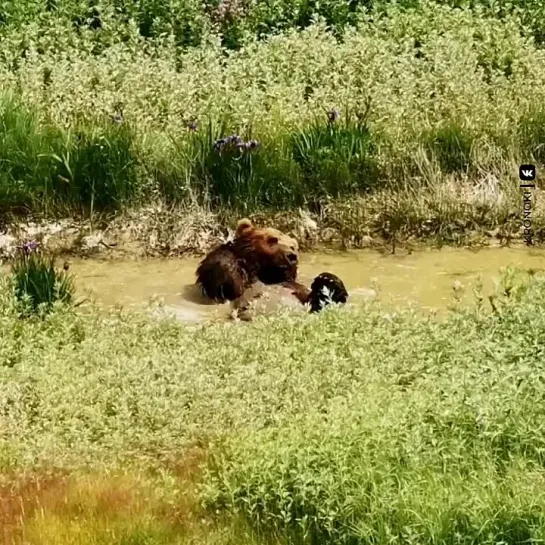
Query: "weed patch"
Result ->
[[10, 243, 75, 316]]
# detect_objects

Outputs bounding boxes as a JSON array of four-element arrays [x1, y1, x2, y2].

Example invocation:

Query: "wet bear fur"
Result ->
[[230, 271, 349, 321], [195, 218, 299, 303]]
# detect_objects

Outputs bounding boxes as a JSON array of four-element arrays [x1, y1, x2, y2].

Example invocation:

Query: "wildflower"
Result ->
[[22, 241, 39, 254], [226, 135, 243, 146], [187, 120, 198, 132], [214, 135, 258, 153], [214, 138, 227, 152], [327, 108, 340, 124], [245, 139, 260, 151], [111, 110, 124, 125], [214, 135, 244, 153]]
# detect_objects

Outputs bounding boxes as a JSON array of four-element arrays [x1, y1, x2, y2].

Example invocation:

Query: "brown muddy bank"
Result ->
[[0, 208, 518, 263], [1, 176, 538, 261]]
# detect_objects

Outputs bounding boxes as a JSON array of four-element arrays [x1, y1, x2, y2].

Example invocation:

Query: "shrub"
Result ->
[[291, 109, 379, 198], [10, 242, 75, 316], [423, 121, 474, 174]]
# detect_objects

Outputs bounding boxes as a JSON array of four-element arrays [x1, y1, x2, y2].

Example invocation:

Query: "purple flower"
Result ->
[[187, 120, 198, 132], [22, 241, 39, 254], [245, 139, 260, 151], [214, 134, 259, 154], [222, 135, 242, 148], [214, 138, 227, 152], [327, 108, 340, 124]]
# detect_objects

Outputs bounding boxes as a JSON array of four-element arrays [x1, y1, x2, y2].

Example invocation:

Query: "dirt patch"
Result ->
[[0, 446, 211, 544], [0, 470, 69, 544], [3, 179, 525, 263]]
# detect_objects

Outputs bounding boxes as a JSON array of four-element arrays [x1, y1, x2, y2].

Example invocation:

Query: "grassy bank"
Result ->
[[2, 266, 545, 542], [1, 2, 545, 247]]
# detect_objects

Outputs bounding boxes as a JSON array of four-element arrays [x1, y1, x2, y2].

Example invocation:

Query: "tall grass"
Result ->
[[1, 3, 545, 230], [0, 96, 141, 215], [0, 95, 61, 214], [423, 121, 475, 174], [2, 269, 545, 542], [291, 110, 378, 197], [0, 95, 383, 213], [10, 242, 75, 316]]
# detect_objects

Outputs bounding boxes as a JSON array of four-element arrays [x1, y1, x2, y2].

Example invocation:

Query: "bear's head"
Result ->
[[233, 218, 299, 284]]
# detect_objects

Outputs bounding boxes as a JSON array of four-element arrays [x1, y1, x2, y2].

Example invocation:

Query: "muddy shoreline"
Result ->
[[3, 245, 540, 322], [0, 206, 524, 263]]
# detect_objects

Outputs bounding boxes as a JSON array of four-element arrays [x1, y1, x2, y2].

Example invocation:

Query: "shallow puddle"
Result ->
[[50, 246, 545, 322], [3, 246, 545, 322]]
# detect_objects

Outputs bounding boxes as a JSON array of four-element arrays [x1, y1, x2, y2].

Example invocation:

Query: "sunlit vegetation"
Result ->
[[2, 268, 545, 543], [0, 1, 544, 244]]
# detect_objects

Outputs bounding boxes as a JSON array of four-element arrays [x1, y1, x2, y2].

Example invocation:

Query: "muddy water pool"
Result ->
[[42, 246, 545, 322]]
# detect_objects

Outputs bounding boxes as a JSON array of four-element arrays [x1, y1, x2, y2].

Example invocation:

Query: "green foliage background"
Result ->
[[0, 0, 544, 219]]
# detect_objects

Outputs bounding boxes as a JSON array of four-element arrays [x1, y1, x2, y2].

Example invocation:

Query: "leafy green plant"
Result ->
[[291, 109, 379, 198], [423, 121, 474, 174], [10, 242, 75, 316]]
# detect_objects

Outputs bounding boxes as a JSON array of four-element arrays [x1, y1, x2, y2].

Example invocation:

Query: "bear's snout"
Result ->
[[287, 252, 298, 264]]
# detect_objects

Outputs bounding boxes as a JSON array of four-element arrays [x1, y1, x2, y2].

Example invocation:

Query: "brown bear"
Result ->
[[231, 272, 349, 321], [195, 218, 300, 303]]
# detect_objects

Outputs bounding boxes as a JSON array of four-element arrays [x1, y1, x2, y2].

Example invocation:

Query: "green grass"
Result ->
[[0, 96, 141, 215], [0, 95, 382, 214], [199, 270, 545, 544], [291, 110, 378, 198], [0, 95, 61, 214], [519, 106, 545, 165], [1, 2, 545, 232], [10, 244, 75, 317], [2, 268, 545, 542], [423, 121, 475, 174]]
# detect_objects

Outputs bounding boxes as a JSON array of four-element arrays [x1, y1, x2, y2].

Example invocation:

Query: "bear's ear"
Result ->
[[267, 236, 279, 245], [236, 218, 253, 237]]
